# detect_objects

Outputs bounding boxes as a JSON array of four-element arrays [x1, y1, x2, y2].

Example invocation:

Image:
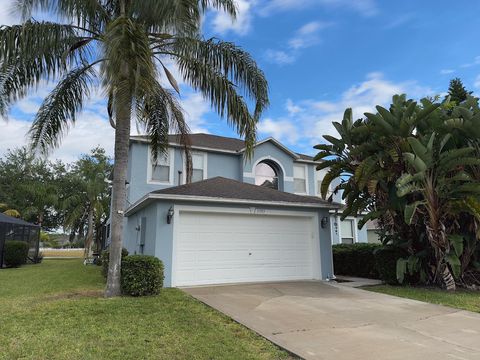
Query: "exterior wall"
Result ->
[[367, 230, 381, 244], [125, 200, 336, 287], [330, 215, 369, 245], [124, 202, 158, 256]]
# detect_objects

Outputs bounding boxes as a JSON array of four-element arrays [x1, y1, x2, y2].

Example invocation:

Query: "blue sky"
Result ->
[[1, 0, 480, 162]]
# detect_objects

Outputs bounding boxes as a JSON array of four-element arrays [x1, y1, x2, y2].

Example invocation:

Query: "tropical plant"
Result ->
[[315, 94, 480, 289], [0, 0, 268, 296], [396, 133, 480, 290], [0, 203, 20, 218]]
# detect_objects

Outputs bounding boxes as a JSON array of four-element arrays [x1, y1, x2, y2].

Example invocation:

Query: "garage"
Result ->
[[172, 209, 321, 287]]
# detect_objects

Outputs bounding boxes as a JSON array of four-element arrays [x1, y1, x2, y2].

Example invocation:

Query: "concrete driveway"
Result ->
[[183, 281, 480, 360]]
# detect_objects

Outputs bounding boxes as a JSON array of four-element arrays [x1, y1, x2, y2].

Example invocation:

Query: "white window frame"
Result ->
[[338, 217, 358, 244], [293, 164, 309, 195], [147, 147, 175, 185], [182, 151, 207, 184]]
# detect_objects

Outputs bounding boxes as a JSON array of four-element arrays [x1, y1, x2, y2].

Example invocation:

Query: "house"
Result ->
[[111, 133, 370, 287]]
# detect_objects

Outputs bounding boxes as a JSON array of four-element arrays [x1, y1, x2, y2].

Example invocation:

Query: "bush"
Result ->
[[333, 243, 382, 278], [3, 241, 30, 267], [121, 255, 164, 296], [101, 248, 129, 278], [374, 246, 408, 285]]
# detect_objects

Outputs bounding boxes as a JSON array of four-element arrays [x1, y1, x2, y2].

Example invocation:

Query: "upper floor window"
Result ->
[[293, 165, 307, 194], [315, 169, 333, 199], [148, 148, 173, 184], [255, 161, 279, 190], [191, 153, 206, 183]]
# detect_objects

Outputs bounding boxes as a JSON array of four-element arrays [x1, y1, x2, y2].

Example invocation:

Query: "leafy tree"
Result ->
[[0, 0, 269, 296], [448, 78, 472, 104], [63, 147, 112, 258], [315, 94, 480, 289]]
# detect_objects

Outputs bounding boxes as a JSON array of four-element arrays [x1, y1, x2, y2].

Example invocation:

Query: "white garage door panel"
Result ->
[[175, 211, 318, 286]]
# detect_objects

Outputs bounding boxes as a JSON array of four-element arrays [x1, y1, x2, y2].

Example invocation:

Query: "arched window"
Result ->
[[255, 161, 279, 190]]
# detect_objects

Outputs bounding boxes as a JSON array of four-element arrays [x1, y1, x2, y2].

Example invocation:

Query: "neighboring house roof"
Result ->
[[0, 212, 39, 227], [126, 177, 342, 216], [130, 133, 319, 162]]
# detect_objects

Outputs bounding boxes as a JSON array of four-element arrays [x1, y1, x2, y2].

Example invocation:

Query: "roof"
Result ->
[[0, 213, 39, 227], [126, 177, 342, 216], [130, 133, 318, 162]]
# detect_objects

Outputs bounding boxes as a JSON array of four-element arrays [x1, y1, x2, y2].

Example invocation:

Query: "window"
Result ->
[[340, 219, 355, 244], [255, 161, 279, 189], [315, 170, 333, 199], [149, 149, 173, 184], [293, 165, 307, 194], [191, 153, 206, 182]]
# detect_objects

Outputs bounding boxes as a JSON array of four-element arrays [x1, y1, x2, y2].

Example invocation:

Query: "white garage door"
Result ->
[[174, 210, 320, 287]]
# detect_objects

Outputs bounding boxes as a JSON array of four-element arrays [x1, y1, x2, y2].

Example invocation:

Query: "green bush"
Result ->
[[121, 255, 164, 296], [3, 241, 30, 267], [333, 243, 382, 278], [374, 246, 408, 285], [101, 248, 129, 278]]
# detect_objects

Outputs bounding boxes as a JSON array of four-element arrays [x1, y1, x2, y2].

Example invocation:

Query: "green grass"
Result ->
[[365, 285, 480, 313], [0, 260, 293, 360]]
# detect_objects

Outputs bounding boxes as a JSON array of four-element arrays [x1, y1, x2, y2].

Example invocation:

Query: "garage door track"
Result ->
[[183, 281, 480, 360]]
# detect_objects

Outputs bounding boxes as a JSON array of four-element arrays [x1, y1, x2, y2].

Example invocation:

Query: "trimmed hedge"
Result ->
[[121, 255, 164, 296], [374, 246, 408, 285], [4, 241, 30, 267], [333, 243, 382, 279], [101, 248, 129, 278]]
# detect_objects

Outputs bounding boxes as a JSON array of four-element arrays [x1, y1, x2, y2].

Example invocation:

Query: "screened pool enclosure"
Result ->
[[0, 213, 40, 267]]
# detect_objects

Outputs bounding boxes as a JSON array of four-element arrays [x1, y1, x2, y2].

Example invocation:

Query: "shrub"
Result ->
[[101, 248, 129, 278], [121, 255, 164, 296], [374, 246, 408, 285], [333, 243, 382, 278], [3, 241, 30, 267]]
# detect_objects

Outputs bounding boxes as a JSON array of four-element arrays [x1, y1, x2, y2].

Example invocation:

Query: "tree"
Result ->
[[0, 203, 20, 218], [448, 78, 472, 104], [63, 148, 112, 259], [315, 94, 480, 289], [0, 0, 269, 296]]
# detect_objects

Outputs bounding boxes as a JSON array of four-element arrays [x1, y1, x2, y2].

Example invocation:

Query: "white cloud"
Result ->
[[211, 0, 253, 36], [257, 72, 434, 151], [440, 69, 455, 75], [385, 13, 414, 29], [264, 49, 295, 65], [474, 75, 480, 89], [258, 118, 299, 144], [180, 92, 211, 133], [260, 0, 378, 17], [265, 20, 331, 65], [0, 1, 19, 26], [288, 21, 330, 49], [460, 55, 480, 68]]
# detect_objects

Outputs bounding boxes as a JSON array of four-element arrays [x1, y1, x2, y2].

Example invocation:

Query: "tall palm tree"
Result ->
[[0, 0, 269, 296]]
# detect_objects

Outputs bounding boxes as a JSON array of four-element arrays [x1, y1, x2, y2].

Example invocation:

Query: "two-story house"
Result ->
[[113, 133, 369, 287]]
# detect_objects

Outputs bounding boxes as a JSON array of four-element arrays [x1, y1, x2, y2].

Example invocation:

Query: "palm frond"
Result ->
[[29, 63, 96, 154]]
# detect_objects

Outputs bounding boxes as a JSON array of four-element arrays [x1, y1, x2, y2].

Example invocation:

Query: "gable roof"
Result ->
[[125, 177, 341, 216], [130, 133, 318, 162]]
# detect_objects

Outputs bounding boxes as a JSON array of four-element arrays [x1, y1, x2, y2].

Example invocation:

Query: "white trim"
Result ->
[[239, 137, 300, 159], [125, 192, 340, 216], [171, 205, 321, 287], [293, 163, 309, 195], [146, 147, 175, 185], [182, 151, 208, 184], [251, 156, 294, 187]]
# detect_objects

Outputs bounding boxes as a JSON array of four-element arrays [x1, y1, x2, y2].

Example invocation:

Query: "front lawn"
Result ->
[[365, 285, 480, 313], [0, 260, 293, 360]]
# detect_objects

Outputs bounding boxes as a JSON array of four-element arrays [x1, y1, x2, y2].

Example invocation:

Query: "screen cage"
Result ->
[[0, 213, 40, 267]]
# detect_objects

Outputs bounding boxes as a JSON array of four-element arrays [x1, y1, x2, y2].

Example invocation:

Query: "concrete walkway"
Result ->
[[183, 281, 480, 360]]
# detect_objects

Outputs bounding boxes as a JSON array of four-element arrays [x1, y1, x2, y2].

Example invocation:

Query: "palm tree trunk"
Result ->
[[105, 87, 131, 298], [84, 207, 94, 260]]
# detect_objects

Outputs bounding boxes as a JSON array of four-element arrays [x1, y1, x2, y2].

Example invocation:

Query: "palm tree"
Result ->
[[0, 0, 269, 296]]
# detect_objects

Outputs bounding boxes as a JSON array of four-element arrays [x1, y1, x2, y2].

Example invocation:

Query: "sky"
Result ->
[[1, 0, 480, 162]]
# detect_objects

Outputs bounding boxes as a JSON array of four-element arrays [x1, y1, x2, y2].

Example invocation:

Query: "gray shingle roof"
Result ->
[[132, 133, 318, 160], [152, 177, 341, 207]]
